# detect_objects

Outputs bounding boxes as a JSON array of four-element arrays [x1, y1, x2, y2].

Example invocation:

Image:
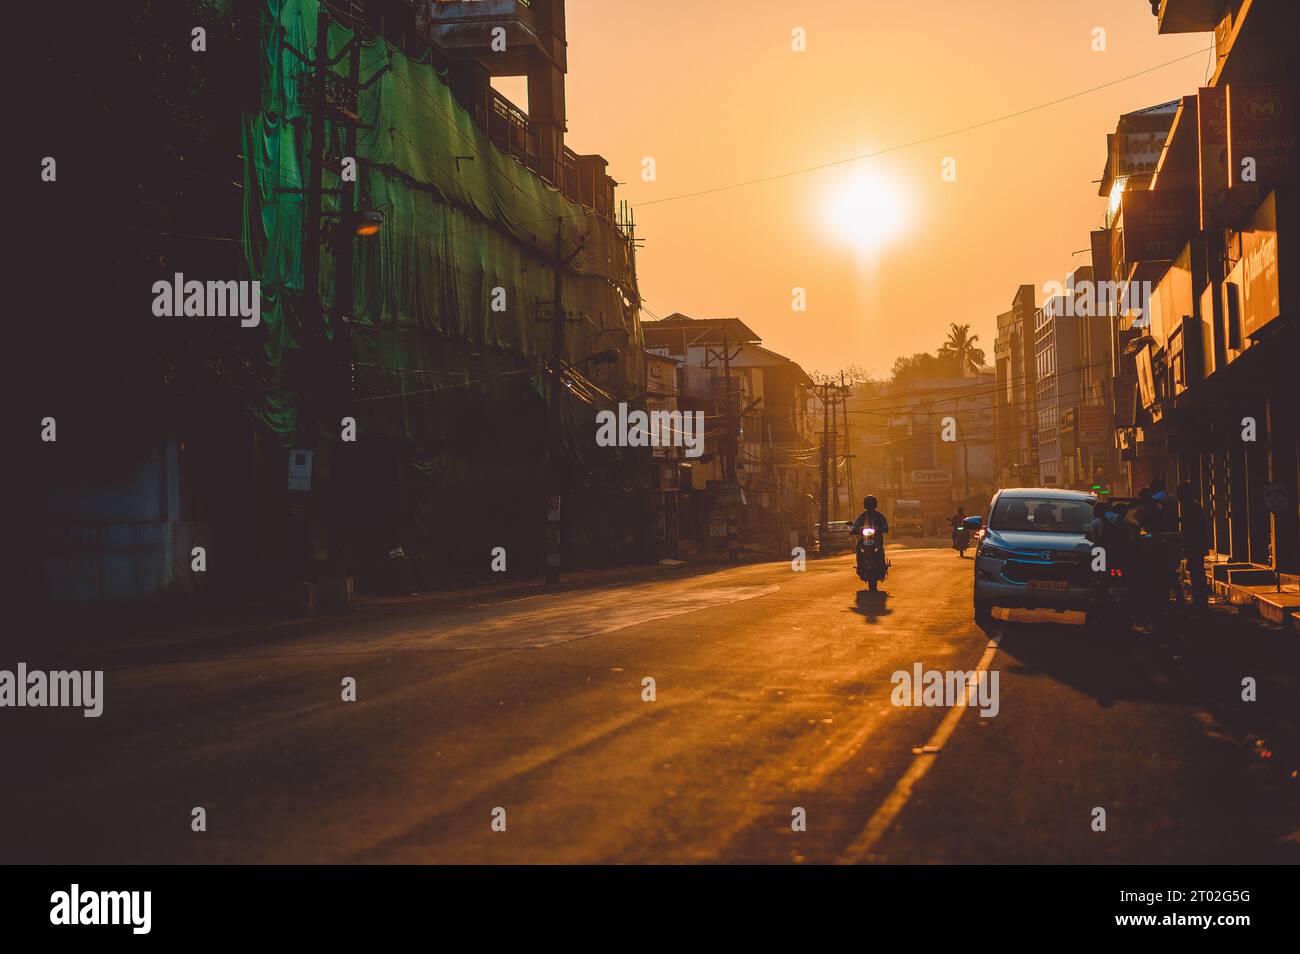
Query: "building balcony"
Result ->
[[416, 2, 622, 224], [1155, 0, 1227, 34], [421, 1, 565, 74], [484, 88, 615, 218]]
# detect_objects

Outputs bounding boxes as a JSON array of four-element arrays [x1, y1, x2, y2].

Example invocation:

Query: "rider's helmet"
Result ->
[[863, 495, 878, 511]]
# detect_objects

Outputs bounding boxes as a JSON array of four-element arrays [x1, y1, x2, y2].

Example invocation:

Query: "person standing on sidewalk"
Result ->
[[1152, 480, 1185, 605], [1177, 481, 1211, 612]]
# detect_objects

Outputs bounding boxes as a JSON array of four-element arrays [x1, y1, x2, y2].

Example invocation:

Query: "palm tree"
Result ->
[[938, 323, 986, 376]]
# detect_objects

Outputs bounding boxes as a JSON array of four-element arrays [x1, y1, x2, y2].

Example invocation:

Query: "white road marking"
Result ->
[[837, 633, 1001, 863]]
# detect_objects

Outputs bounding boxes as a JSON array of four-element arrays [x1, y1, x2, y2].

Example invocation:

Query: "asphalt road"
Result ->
[[3, 541, 1297, 863]]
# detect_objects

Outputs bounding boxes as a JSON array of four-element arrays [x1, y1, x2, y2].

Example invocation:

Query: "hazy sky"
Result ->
[[503, 0, 1211, 378]]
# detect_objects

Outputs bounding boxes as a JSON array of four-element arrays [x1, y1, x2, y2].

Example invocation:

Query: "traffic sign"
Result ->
[[1261, 482, 1289, 513]]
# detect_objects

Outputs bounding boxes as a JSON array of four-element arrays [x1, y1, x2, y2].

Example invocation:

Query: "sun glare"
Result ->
[[824, 170, 909, 253]]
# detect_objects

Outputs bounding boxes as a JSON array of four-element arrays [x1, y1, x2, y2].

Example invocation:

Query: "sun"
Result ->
[[824, 169, 909, 253]]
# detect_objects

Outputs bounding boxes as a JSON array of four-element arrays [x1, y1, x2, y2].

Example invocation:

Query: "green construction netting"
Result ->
[[242, 0, 643, 446]]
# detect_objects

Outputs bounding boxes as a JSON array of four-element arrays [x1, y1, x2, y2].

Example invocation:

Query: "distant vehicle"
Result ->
[[972, 488, 1098, 623], [818, 520, 857, 552], [892, 500, 923, 536]]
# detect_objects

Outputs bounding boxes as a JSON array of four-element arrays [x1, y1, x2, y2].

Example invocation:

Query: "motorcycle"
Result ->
[[1085, 566, 1132, 633], [855, 524, 889, 591], [951, 523, 971, 557]]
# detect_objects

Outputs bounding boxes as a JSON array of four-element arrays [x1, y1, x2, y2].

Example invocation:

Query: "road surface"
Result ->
[[3, 540, 1297, 863]]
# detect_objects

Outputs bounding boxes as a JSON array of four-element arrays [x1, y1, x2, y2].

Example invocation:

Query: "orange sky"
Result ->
[[502, 0, 1211, 378]]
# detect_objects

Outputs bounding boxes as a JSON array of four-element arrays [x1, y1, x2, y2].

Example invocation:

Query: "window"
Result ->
[[1224, 281, 1242, 350], [990, 496, 1094, 533]]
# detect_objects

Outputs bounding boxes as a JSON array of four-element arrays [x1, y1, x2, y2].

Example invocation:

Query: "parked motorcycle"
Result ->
[[1085, 566, 1132, 633], [856, 525, 889, 591]]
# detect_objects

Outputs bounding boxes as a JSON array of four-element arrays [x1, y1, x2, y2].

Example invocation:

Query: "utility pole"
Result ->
[[328, 23, 363, 582], [278, 9, 331, 591], [841, 373, 854, 510], [334, 36, 361, 327], [829, 385, 839, 519], [303, 9, 328, 361], [279, 10, 389, 603], [546, 219, 566, 585], [722, 326, 739, 562], [544, 218, 586, 585], [818, 383, 829, 548]]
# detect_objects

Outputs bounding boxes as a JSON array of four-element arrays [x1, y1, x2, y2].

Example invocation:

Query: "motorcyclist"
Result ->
[[852, 495, 890, 539], [1090, 501, 1131, 575], [852, 495, 890, 587], [948, 506, 967, 547]]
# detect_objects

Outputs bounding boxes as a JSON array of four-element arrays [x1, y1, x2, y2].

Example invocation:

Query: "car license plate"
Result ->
[[1027, 580, 1069, 592]]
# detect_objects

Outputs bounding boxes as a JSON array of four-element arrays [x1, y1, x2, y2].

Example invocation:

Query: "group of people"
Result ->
[[1088, 478, 1211, 616]]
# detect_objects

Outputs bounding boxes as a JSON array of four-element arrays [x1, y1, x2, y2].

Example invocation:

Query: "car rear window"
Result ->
[[990, 497, 1093, 533]]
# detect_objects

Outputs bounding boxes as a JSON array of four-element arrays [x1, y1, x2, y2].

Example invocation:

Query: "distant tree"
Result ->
[[938, 323, 987, 375], [890, 351, 958, 384], [809, 365, 877, 386]]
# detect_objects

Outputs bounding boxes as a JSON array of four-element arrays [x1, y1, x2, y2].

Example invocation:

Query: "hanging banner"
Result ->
[[1197, 87, 1232, 229], [1078, 405, 1110, 448], [1227, 84, 1296, 191], [1237, 191, 1281, 340], [1120, 189, 1196, 263]]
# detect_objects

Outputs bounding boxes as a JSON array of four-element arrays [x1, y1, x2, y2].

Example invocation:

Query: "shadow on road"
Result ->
[[850, 589, 892, 624], [990, 611, 1191, 709]]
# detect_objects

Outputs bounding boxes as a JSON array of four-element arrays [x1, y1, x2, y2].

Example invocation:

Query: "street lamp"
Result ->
[[347, 209, 384, 237], [573, 349, 620, 368]]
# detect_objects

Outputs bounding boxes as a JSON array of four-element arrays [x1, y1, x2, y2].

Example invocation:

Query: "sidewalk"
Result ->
[[1198, 552, 1300, 634], [1159, 596, 1300, 788]]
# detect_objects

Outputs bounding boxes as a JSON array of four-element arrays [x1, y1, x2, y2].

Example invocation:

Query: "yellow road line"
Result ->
[[837, 634, 1001, 863]]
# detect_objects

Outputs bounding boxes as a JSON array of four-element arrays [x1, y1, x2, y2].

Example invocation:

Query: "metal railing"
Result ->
[[486, 88, 616, 223]]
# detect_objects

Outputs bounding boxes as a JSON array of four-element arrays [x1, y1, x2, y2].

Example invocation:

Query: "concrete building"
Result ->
[[880, 373, 997, 530], [644, 350, 684, 559], [993, 284, 1039, 489], [1097, 0, 1299, 593], [1034, 267, 1099, 489], [1095, 98, 1180, 495], [643, 314, 817, 553]]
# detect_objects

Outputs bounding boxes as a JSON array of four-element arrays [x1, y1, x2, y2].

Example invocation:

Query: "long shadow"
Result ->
[[982, 609, 1197, 709], [850, 589, 893, 624]]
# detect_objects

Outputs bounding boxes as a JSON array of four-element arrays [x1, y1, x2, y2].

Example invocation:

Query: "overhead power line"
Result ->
[[636, 47, 1212, 209]]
